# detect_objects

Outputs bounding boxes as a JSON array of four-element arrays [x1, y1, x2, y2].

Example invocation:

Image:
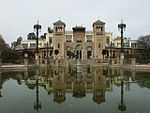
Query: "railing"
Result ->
[[136, 59, 150, 64], [2, 59, 23, 64], [124, 58, 131, 65]]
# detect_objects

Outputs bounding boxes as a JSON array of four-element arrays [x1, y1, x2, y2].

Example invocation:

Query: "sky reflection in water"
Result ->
[[0, 67, 150, 113]]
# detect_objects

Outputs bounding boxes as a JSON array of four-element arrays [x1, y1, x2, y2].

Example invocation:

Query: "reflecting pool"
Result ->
[[0, 67, 150, 113]]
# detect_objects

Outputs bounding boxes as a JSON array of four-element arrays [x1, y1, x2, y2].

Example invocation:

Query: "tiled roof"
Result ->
[[53, 20, 66, 26], [93, 20, 105, 26]]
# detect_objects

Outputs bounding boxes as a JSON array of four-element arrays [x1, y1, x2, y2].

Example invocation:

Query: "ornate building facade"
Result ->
[[46, 20, 112, 59]]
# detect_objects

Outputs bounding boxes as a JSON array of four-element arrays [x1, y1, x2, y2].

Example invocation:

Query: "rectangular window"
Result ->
[[22, 43, 28, 48], [66, 35, 72, 42], [30, 43, 36, 48], [49, 38, 52, 43], [86, 35, 93, 42], [106, 37, 109, 45]]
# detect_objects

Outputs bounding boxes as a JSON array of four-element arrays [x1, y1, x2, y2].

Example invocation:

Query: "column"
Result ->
[[131, 58, 136, 67], [111, 58, 115, 65], [0, 58, 2, 73], [24, 58, 29, 67], [35, 53, 39, 66], [120, 53, 124, 66]]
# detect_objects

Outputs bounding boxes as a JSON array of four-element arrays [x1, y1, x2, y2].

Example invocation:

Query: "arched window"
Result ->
[[99, 43, 101, 48], [58, 43, 60, 48], [96, 26, 100, 32], [56, 27, 58, 32], [100, 27, 103, 31]]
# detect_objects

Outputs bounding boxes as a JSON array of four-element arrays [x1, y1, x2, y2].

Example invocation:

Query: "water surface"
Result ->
[[0, 67, 150, 113]]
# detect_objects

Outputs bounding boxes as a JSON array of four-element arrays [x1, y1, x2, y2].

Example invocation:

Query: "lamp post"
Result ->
[[34, 21, 42, 65], [118, 20, 126, 53]]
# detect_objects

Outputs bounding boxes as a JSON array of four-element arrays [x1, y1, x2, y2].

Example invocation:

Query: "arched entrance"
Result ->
[[87, 46, 92, 59], [75, 44, 83, 59], [66, 46, 73, 59]]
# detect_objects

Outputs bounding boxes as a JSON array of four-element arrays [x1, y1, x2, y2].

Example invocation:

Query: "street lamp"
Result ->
[[34, 21, 41, 65], [118, 20, 126, 53], [34, 20, 42, 53]]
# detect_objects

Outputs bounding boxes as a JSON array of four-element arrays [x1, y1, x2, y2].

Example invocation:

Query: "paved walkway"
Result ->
[[1, 64, 150, 70]]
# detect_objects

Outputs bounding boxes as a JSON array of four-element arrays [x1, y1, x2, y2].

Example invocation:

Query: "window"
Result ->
[[49, 38, 52, 43], [99, 43, 101, 48], [106, 37, 109, 45], [86, 35, 93, 42], [131, 43, 137, 48], [30, 43, 36, 48], [67, 51, 71, 59], [66, 35, 72, 42], [76, 37, 82, 43], [22, 43, 28, 48], [96, 26, 103, 32], [100, 27, 103, 31], [56, 26, 62, 32], [58, 43, 60, 48], [39, 43, 42, 47], [96, 26, 101, 32]]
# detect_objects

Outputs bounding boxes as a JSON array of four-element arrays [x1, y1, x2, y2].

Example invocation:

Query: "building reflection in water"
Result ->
[[93, 68, 106, 105], [1, 67, 150, 111], [0, 73, 2, 97], [53, 67, 66, 104], [118, 81, 126, 113]]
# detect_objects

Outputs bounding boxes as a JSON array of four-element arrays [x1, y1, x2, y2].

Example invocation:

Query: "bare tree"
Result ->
[[138, 35, 150, 51]]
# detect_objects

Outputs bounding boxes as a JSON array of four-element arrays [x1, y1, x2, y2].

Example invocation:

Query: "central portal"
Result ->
[[75, 44, 83, 59], [76, 50, 82, 59]]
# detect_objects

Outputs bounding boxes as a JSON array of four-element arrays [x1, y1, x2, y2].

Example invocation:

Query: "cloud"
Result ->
[[0, 0, 150, 44]]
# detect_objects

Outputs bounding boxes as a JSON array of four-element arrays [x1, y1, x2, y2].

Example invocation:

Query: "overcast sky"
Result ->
[[0, 0, 150, 44]]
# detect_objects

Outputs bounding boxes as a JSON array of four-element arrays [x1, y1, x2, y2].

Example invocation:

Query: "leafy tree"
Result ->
[[0, 35, 22, 62], [27, 32, 36, 40], [40, 33, 47, 39], [11, 37, 22, 49]]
